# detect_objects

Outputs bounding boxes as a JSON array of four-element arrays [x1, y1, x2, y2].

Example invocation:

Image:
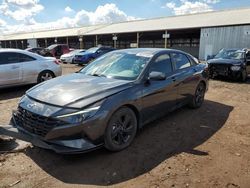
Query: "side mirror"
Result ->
[[149, 71, 166, 81]]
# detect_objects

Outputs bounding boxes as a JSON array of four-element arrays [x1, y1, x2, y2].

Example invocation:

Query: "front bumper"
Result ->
[[209, 64, 242, 79], [0, 106, 105, 154], [60, 57, 73, 64], [0, 124, 102, 154]]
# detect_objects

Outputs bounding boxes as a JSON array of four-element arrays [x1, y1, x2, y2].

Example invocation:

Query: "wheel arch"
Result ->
[[37, 69, 55, 83], [122, 104, 141, 129]]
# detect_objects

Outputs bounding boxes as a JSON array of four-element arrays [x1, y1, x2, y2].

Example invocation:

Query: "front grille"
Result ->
[[14, 106, 65, 137], [209, 64, 230, 75]]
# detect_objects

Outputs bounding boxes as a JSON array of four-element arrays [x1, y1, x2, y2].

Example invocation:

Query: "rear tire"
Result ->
[[189, 82, 206, 109], [104, 107, 137, 152], [37, 70, 55, 83]]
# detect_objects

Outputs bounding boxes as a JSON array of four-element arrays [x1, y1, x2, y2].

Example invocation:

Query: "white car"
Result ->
[[0, 49, 62, 89], [60, 49, 85, 64]]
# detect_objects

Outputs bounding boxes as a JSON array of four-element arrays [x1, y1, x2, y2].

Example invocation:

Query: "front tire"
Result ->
[[104, 107, 137, 152], [189, 82, 206, 109], [37, 70, 55, 83], [240, 70, 247, 82]]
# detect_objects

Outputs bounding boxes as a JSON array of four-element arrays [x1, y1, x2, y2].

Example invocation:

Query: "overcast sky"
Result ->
[[0, 0, 249, 35]]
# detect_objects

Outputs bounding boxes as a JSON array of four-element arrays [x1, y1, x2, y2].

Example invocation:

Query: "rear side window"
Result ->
[[150, 54, 173, 74], [188, 55, 199, 65], [0, 52, 35, 65], [171, 53, 191, 70], [19, 53, 36, 62]]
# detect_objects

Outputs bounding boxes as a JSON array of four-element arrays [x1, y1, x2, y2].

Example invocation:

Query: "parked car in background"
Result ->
[[40, 44, 70, 59], [0, 49, 62, 88], [208, 48, 250, 82], [25, 47, 44, 55], [73, 46, 115, 65], [60, 49, 85, 64], [0, 48, 209, 153]]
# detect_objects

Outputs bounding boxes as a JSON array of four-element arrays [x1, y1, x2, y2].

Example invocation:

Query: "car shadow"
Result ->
[[25, 100, 233, 186], [0, 85, 34, 101]]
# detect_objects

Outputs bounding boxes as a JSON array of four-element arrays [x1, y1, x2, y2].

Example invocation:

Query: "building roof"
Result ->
[[1, 7, 250, 41], [85, 7, 250, 35], [0, 25, 105, 41]]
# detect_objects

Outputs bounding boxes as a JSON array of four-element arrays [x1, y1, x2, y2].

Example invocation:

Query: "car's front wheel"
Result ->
[[189, 82, 206, 109], [240, 69, 247, 82], [37, 70, 55, 83], [104, 107, 137, 151]]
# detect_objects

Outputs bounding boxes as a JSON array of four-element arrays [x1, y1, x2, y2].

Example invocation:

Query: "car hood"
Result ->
[[26, 73, 133, 109], [76, 52, 92, 57], [208, 58, 243, 65]]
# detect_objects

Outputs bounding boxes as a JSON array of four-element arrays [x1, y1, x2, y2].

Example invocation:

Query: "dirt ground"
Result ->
[[0, 64, 250, 188]]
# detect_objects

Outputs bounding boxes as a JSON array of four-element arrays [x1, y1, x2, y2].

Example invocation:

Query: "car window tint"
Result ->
[[150, 54, 173, 74], [171, 53, 191, 69], [0, 52, 19, 64], [19, 53, 36, 62]]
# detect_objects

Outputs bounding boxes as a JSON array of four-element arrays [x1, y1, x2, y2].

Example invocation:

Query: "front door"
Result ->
[[0, 52, 22, 86], [141, 53, 177, 124]]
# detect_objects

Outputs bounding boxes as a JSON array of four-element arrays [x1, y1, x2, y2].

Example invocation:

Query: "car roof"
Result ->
[[0, 48, 44, 59], [114, 48, 189, 56]]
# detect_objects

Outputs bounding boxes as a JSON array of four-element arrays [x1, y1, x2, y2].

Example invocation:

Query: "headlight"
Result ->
[[56, 101, 103, 124], [231, 65, 241, 71]]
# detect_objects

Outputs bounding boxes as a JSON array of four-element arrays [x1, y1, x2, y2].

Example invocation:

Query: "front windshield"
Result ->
[[215, 49, 244, 60], [86, 47, 99, 53], [80, 51, 151, 80]]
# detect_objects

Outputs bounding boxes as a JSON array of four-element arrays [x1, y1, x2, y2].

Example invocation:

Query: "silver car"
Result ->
[[60, 49, 85, 64], [0, 49, 62, 88]]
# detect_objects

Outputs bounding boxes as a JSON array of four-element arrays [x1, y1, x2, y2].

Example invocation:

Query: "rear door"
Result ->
[[170, 52, 199, 105], [141, 53, 177, 124], [19, 53, 39, 83], [0, 52, 22, 86]]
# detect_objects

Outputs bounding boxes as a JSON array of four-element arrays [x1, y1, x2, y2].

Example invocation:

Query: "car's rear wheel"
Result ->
[[37, 70, 55, 83], [104, 107, 137, 151], [189, 82, 206, 109]]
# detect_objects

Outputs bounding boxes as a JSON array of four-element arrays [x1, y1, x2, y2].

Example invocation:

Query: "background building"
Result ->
[[0, 7, 250, 60]]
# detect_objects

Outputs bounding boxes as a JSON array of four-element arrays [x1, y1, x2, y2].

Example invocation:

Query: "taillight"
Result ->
[[54, 59, 61, 65]]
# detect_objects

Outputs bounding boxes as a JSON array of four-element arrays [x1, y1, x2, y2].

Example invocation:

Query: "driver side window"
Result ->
[[150, 54, 173, 74]]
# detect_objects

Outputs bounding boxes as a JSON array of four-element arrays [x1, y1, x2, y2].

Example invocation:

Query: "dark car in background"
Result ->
[[208, 48, 250, 82], [0, 48, 209, 154], [73, 46, 115, 65]]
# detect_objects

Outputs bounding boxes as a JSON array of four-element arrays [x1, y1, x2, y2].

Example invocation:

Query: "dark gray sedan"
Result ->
[[0, 48, 209, 154]]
